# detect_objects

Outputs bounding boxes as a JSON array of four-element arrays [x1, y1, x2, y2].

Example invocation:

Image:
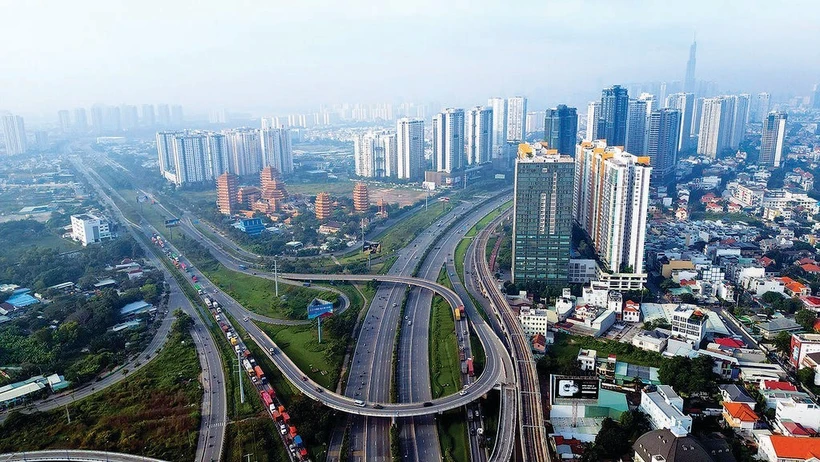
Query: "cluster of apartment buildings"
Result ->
[[156, 123, 293, 186]]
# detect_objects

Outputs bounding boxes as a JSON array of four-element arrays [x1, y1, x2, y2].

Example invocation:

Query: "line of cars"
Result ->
[[150, 234, 312, 462]]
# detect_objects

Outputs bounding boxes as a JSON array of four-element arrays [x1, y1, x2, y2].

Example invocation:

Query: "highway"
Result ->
[[474, 210, 551, 462], [72, 156, 227, 462], [0, 450, 168, 462]]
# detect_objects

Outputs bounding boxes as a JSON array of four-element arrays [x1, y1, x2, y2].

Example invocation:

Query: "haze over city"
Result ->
[[2, 0, 820, 116]]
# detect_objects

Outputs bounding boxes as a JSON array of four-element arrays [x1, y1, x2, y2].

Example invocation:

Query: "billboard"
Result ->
[[551, 375, 600, 403], [165, 218, 180, 227], [307, 298, 334, 320]]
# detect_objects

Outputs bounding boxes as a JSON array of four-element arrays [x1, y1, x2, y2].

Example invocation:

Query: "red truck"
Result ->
[[459, 306, 466, 318], [260, 390, 273, 408], [467, 358, 475, 377], [254, 366, 265, 381], [282, 412, 291, 424], [191, 275, 198, 282]]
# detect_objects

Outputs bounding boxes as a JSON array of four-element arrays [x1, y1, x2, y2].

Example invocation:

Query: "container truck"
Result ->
[[220, 324, 229, 333], [272, 410, 282, 421], [282, 412, 290, 423], [243, 359, 253, 373], [467, 358, 475, 377], [293, 435, 303, 447], [260, 390, 273, 408], [254, 366, 265, 381], [459, 306, 466, 318], [454, 309, 461, 321], [289, 426, 298, 437]]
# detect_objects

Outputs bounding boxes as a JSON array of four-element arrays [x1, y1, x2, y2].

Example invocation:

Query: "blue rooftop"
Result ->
[[6, 289, 39, 308], [120, 300, 152, 316]]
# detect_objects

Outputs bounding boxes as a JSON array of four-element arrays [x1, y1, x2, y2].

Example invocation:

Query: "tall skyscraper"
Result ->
[[396, 118, 424, 181], [104, 105, 121, 132], [216, 173, 239, 215], [813, 84, 820, 110], [506, 96, 527, 143], [171, 105, 184, 126], [749, 93, 770, 122], [73, 108, 88, 133], [511, 142, 574, 286], [684, 38, 697, 94], [57, 110, 71, 134], [584, 101, 601, 142], [526, 111, 546, 135], [597, 85, 629, 146], [691, 97, 705, 138], [172, 133, 209, 184], [225, 129, 262, 176], [760, 111, 787, 167], [665, 93, 695, 151], [697, 96, 736, 158], [488, 97, 508, 159], [432, 108, 465, 173], [157, 104, 171, 127], [90, 104, 105, 134], [465, 106, 493, 165], [121, 105, 138, 131], [729, 94, 750, 148], [260, 128, 293, 175], [206, 133, 230, 179], [141, 104, 156, 127], [646, 108, 682, 183], [574, 141, 651, 275], [354, 130, 397, 178], [544, 105, 578, 156], [625, 97, 649, 155], [156, 131, 180, 179], [1, 114, 27, 155]]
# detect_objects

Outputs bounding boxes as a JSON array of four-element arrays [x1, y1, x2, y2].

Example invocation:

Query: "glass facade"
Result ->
[[512, 152, 575, 286]]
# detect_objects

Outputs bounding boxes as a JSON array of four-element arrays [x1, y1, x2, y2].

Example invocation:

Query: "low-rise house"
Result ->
[[757, 434, 820, 462], [722, 402, 759, 434], [577, 349, 597, 371], [718, 384, 756, 405], [632, 329, 669, 353], [622, 300, 641, 323], [775, 395, 820, 435], [639, 385, 692, 433]]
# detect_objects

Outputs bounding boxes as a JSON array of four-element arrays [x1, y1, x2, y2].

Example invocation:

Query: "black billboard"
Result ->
[[551, 375, 600, 401]]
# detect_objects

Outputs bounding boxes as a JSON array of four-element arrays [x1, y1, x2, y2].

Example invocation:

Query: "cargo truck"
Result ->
[[254, 366, 265, 381], [242, 359, 253, 373], [230, 337, 238, 346], [454, 309, 461, 321], [260, 390, 273, 408], [459, 306, 466, 318], [467, 358, 475, 377]]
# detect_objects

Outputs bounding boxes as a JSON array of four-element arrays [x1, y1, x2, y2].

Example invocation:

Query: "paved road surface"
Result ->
[[0, 450, 168, 461]]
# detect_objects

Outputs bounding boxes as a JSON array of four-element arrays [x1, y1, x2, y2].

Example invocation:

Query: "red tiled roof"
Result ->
[[798, 258, 816, 265], [782, 421, 817, 437], [715, 337, 745, 348], [802, 296, 820, 307], [762, 380, 798, 391], [801, 264, 820, 273], [759, 256, 774, 267], [723, 402, 758, 422], [769, 435, 820, 459]]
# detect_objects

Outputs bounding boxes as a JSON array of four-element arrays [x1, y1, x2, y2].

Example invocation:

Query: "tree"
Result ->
[[796, 309, 818, 331], [619, 409, 651, 440], [773, 331, 792, 356], [593, 418, 631, 459], [762, 291, 785, 305], [797, 367, 815, 389], [658, 355, 717, 395]]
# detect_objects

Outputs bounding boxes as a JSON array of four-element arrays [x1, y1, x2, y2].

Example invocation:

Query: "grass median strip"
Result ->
[[430, 267, 461, 399]]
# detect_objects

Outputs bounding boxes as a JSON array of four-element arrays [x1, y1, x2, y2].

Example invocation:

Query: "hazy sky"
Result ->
[[2, 0, 819, 117]]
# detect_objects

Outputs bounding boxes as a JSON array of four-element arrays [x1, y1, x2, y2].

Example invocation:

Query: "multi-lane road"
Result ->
[[71, 155, 227, 462], [0, 450, 169, 462]]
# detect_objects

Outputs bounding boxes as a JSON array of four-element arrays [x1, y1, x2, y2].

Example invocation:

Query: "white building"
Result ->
[[775, 395, 820, 434], [584, 101, 600, 142], [260, 127, 293, 175], [633, 329, 669, 352], [698, 96, 736, 158], [577, 349, 597, 371], [574, 141, 651, 275], [432, 108, 465, 173], [623, 300, 641, 323], [225, 128, 262, 177], [396, 118, 424, 181], [71, 214, 112, 246], [488, 97, 508, 159], [354, 130, 397, 179], [465, 106, 493, 165], [518, 306, 551, 338], [506, 96, 527, 143], [670, 305, 708, 344], [2, 114, 27, 155], [639, 385, 692, 433]]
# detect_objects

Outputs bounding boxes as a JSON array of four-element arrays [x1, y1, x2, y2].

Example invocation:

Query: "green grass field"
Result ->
[[437, 409, 469, 462], [1, 233, 80, 257], [454, 237, 470, 281], [256, 321, 343, 390], [0, 331, 201, 461], [429, 267, 461, 398], [286, 180, 357, 197], [550, 332, 664, 367]]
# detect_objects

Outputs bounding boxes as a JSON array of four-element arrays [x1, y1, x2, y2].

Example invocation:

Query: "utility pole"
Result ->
[[361, 217, 366, 252], [273, 258, 279, 297], [244, 454, 254, 462]]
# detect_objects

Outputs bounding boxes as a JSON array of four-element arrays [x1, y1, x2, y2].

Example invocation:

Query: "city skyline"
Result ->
[[2, 1, 820, 117]]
